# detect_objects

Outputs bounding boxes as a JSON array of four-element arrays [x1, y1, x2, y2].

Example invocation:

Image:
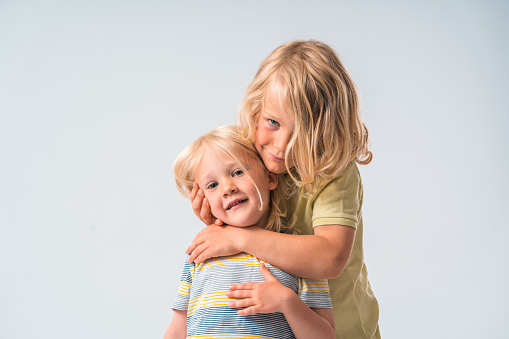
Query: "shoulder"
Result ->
[[196, 252, 259, 269], [316, 161, 362, 197]]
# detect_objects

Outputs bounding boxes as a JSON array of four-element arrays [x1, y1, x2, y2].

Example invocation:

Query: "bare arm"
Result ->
[[287, 306, 335, 339], [163, 310, 186, 339], [187, 224, 355, 279], [227, 264, 335, 339]]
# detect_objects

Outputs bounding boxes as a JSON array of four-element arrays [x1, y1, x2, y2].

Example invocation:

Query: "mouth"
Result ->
[[226, 198, 248, 210], [267, 150, 285, 162]]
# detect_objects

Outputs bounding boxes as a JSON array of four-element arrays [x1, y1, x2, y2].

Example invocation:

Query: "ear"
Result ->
[[267, 172, 278, 191]]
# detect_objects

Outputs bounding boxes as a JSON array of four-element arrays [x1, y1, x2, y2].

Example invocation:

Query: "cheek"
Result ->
[[204, 193, 221, 214], [255, 127, 268, 147]]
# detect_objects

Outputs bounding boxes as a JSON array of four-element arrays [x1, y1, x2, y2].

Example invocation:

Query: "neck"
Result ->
[[253, 211, 270, 229]]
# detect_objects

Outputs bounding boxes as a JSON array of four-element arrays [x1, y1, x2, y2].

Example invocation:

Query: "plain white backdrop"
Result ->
[[1, 1, 508, 338]]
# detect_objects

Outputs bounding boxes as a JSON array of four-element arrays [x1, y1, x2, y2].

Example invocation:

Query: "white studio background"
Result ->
[[1, 1, 508, 338]]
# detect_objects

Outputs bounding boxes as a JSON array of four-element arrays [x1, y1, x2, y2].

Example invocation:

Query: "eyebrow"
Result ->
[[197, 160, 239, 183]]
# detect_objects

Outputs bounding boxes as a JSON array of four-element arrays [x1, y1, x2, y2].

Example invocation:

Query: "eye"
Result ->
[[268, 119, 280, 127], [206, 182, 218, 189], [232, 169, 244, 177]]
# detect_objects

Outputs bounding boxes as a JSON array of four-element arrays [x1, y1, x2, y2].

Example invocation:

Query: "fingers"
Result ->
[[188, 243, 216, 264], [199, 197, 213, 224], [237, 306, 260, 316], [226, 289, 253, 299], [187, 243, 204, 263], [228, 298, 257, 310], [226, 287, 255, 309], [189, 182, 199, 202], [190, 182, 217, 225], [226, 282, 274, 315], [259, 263, 277, 282], [229, 283, 256, 292], [192, 248, 213, 265], [215, 218, 224, 226], [191, 188, 205, 217]]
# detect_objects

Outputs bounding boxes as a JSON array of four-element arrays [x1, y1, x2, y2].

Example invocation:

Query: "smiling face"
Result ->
[[194, 149, 277, 228], [254, 84, 295, 174]]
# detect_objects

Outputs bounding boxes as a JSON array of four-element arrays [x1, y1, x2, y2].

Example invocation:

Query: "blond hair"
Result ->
[[239, 40, 372, 196], [174, 125, 288, 233]]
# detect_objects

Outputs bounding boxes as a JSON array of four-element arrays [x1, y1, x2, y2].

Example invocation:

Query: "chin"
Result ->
[[231, 222, 249, 227], [232, 217, 258, 227], [269, 164, 286, 174]]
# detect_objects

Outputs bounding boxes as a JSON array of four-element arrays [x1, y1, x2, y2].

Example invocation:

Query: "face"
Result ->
[[254, 84, 295, 174], [195, 150, 277, 228]]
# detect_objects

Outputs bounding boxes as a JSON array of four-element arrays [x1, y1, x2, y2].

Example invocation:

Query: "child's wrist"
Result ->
[[280, 288, 299, 315]]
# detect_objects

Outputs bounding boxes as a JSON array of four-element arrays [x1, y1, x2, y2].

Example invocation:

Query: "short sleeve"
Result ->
[[297, 278, 332, 309], [171, 257, 195, 311], [312, 162, 362, 229]]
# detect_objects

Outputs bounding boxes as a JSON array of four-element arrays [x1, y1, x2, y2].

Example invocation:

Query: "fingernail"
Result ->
[[193, 182, 197, 188], [203, 198, 208, 204], [198, 189, 203, 196], [226, 291, 230, 296]]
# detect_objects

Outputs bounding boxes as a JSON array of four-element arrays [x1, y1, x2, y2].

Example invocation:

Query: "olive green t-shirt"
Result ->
[[286, 161, 380, 339]]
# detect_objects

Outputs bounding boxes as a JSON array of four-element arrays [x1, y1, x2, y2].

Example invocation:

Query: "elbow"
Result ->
[[323, 254, 349, 279], [326, 265, 346, 280]]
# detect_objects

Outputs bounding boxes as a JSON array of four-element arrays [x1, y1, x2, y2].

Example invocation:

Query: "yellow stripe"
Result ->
[[300, 287, 330, 293], [177, 281, 192, 296], [187, 290, 238, 316]]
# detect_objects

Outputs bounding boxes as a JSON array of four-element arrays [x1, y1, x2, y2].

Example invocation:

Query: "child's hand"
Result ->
[[186, 225, 243, 264], [190, 182, 224, 226], [226, 263, 295, 315]]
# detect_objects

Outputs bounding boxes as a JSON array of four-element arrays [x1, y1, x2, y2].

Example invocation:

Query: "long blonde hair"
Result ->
[[239, 40, 372, 196], [173, 125, 288, 233]]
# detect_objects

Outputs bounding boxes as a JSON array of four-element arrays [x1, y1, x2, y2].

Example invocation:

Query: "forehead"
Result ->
[[196, 149, 232, 168], [194, 146, 264, 180], [194, 148, 242, 176], [262, 82, 294, 123]]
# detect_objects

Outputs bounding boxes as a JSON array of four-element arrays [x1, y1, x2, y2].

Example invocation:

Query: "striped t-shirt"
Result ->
[[172, 252, 332, 339]]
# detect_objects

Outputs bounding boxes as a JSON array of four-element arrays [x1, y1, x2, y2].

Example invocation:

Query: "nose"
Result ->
[[222, 179, 238, 196], [273, 131, 290, 155]]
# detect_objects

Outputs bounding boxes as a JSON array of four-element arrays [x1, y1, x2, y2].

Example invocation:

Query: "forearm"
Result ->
[[163, 310, 186, 339], [283, 295, 335, 339], [239, 225, 355, 279]]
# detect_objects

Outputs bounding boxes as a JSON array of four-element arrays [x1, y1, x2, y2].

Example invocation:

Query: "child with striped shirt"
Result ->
[[163, 125, 335, 339]]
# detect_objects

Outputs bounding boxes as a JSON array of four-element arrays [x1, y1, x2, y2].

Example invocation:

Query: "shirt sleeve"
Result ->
[[297, 277, 332, 309], [171, 257, 194, 311], [312, 162, 363, 229]]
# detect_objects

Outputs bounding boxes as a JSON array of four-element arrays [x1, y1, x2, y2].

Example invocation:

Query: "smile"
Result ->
[[226, 199, 248, 210], [267, 150, 285, 162]]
